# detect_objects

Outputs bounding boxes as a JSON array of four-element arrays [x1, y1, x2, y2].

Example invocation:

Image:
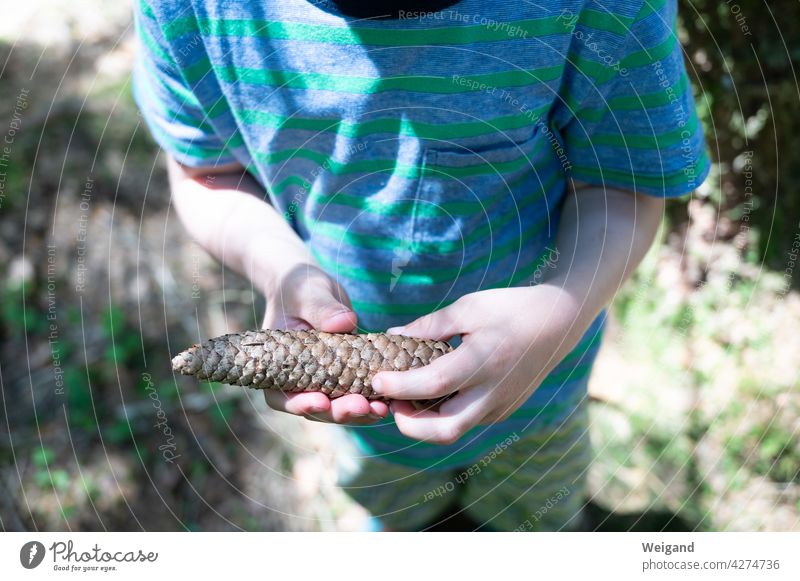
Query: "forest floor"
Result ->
[[0, 0, 797, 531]]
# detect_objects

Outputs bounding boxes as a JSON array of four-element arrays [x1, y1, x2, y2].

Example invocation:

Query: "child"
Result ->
[[134, 0, 708, 530]]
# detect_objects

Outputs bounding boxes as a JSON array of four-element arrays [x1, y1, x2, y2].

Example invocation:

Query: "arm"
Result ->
[[372, 182, 664, 444], [546, 180, 664, 332], [168, 159, 317, 298], [168, 157, 388, 423]]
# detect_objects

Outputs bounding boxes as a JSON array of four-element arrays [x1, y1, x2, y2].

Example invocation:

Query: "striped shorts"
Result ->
[[336, 400, 592, 531]]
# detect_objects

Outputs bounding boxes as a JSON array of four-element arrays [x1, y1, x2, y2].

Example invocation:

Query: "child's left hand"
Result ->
[[371, 285, 594, 445]]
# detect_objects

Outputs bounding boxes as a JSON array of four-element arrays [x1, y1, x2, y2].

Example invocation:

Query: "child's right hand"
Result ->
[[165, 158, 387, 424], [261, 264, 389, 425]]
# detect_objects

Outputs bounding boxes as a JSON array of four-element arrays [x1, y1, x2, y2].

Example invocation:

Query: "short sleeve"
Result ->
[[132, 1, 239, 168], [559, 0, 710, 197]]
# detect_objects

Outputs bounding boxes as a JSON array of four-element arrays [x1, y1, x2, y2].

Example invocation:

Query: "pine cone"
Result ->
[[172, 329, 453, 402]]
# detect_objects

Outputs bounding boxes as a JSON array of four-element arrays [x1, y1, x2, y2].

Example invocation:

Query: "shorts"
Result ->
[[336, 400, 592, 531]]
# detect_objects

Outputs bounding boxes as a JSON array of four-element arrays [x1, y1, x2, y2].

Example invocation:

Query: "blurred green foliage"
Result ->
[[679, 0, 800, 271], [1, 0, 797, 532]]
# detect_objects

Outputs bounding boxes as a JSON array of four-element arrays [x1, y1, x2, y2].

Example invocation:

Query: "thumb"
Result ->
[[388, 299, 467, 341], [296, 284, 357, 333]]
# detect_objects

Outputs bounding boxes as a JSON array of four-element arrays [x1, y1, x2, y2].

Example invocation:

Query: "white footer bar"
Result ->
[[1, 532, 798, 580]]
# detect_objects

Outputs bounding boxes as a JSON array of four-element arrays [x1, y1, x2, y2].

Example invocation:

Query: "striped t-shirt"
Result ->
[[134, 0, 709, 469]]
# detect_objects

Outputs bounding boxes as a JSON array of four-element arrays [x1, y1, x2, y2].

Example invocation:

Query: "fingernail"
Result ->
[[371, 376, 383, 394], [386, 326, 404, 335]]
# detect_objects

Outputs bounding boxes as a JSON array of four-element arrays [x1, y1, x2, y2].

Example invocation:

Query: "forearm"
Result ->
[[167, 157, 314, 294], [544, 181, 665, 332]]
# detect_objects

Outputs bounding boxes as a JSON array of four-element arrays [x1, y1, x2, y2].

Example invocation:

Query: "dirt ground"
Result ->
[[1, 0, 797, 532]]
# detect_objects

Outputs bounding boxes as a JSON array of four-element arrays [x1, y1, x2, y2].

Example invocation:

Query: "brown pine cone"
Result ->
[[172, 329, 453, 401]]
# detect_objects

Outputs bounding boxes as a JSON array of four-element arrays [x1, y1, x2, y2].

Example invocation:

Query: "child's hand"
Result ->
[[261, 264, 390, 425], [370, 285, 591, 444]]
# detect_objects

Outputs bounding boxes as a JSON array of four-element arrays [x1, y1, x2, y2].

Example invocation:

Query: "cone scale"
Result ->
[[172, 329, 453, 401]]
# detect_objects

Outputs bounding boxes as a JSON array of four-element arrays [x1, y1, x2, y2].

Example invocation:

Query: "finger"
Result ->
[[264, 391, 385, 425], [265, 291, 356, 332], [295, 284, 357, 333], [327, 394, 384, 423], [264, 390, 331, 416], [391, 385, 489, 445], [318, 309, 358, 333], [368, 400, 390, 417], [329, 279, 355, 310], [371, 344, 478, 400], [263, 313, 312, 331], [388, 298, 469, 341], [307, 395, 385, 424]]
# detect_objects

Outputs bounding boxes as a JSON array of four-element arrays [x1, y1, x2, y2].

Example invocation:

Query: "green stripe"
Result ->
[[159, 22, 675, 97], [634, 0, 668, 23], [268, 138, 553, 199], [467, 405, 582, 454], [160, 11, 642, 45], [307, 164, 552, 218], [486, 449, 589, 485], [138, 0, 157, 21], [316, 213, 548, 287], [578, 8, 633, 36], [182, 55, 216, 85], [620, 33, 677, 69], [143, 0, 673, 105], [570, 112, 700, 150], [314, 194, 479, 218], [362, 318, 599, 371], [136, 13, 177, 68], [206, 37, 673, 95], [259, 148, 415, 177], [213, 65, 564, 94], [146, 118, 237, 161], [241, 74, 687, 149], [556, 329, 603, 368], [305, 170, 555, 254], [192, 17, 569, 45], [309, 155, 552, 215], [350, 425, 532, 463], [161, 16, 200, 39], [225, 132, 245, 150], [347, 242, 558, 316], [568, 33, 677, 89], [238, 104, 550, 141], [573, 75, 690, 127], [533, 363, 593, 390], [490, 443, 587, 474], [137, 46, 205, 110], [258, 138, 549, 184], [447, 431, 561, 468], [352, 397, 584, 463], [136, 15, 242, 145], [512, 413, 587, 452], [269, 174, 308, 196], [609, 73, 689, 112], [570, 149, 710, 190], [136, 61, 216, 133]]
